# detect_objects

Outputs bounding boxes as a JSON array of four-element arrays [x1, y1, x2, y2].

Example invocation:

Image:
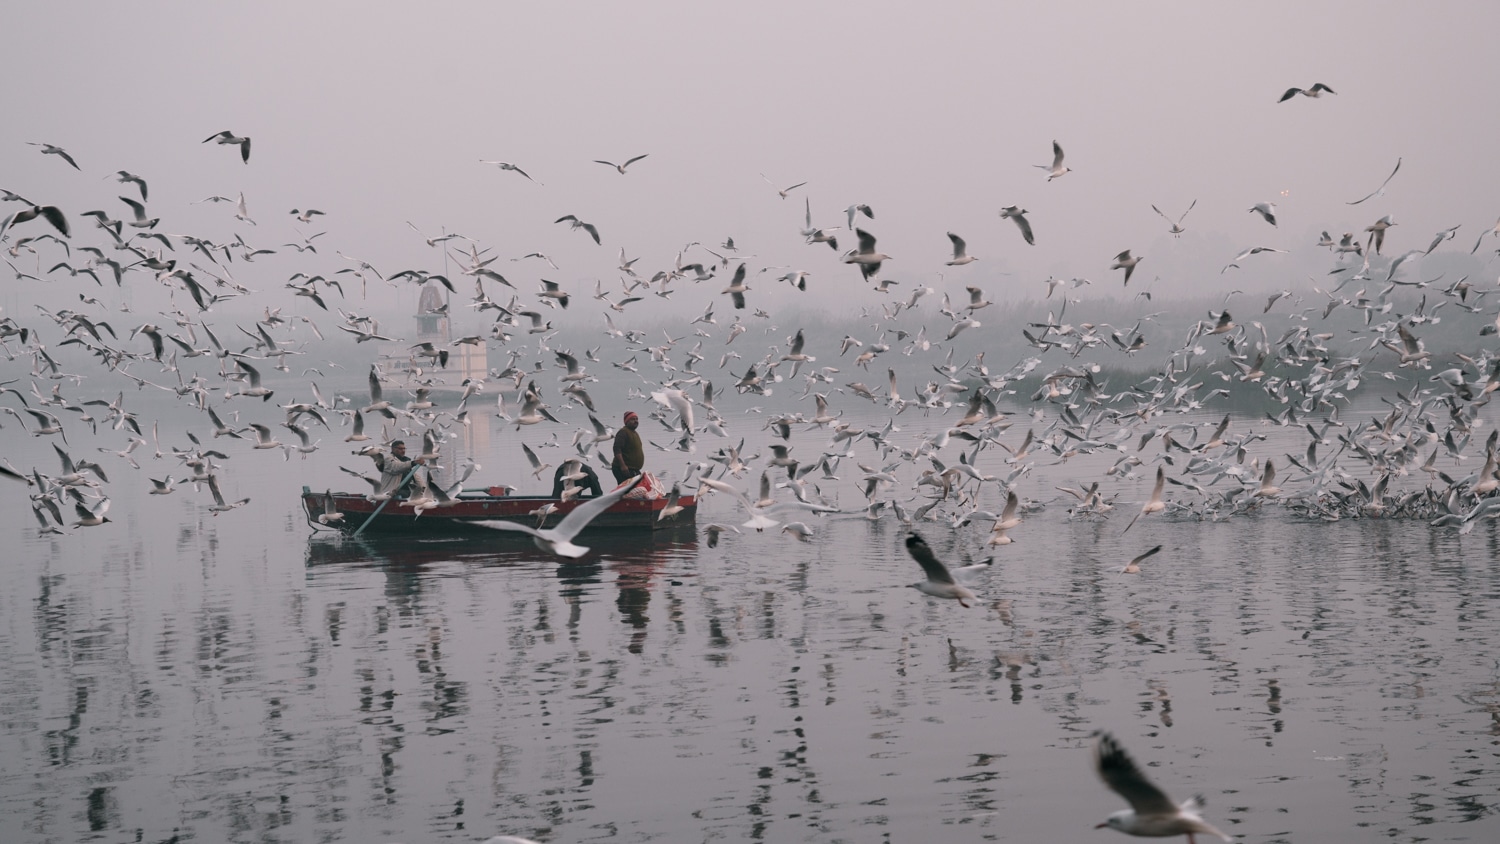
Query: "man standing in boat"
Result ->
[[369, 440, 426, 498], [612, 410, 644, 483]]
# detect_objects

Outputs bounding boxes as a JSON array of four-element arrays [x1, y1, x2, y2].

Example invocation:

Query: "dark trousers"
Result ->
[[612, 464, 641, 484]]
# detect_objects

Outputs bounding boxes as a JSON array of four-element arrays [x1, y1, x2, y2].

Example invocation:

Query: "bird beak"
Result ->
[[1095, 823, 1110, 829]]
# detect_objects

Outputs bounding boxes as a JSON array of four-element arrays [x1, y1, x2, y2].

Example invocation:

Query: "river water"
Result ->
[[3, 395, 1500, 844]]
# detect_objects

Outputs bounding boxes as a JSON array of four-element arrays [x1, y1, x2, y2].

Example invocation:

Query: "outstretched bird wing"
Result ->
[[904, 533, 955, 585], [1094, 732, 1178, 815], [551, 473, 644, 540]]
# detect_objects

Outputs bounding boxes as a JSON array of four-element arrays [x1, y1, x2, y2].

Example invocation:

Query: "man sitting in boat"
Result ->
[[551, 459, 603, 499], [612, 410, 644, 483], [369, 440, 426, 498]]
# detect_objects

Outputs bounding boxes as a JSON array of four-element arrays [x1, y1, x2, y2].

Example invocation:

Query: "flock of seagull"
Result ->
[[5, 79, 1500, 840]]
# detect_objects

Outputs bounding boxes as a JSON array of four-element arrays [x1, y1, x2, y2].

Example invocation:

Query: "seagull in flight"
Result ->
[[999, 206, 1035, 245], [801, 198, 840, 250], [109, 171, 149, 201], [28, 142, 81, 170], [1278, 82, 1336, 102], [1111, 250, 1142, 286], [1248, 202, 1277, 227], [1346, 157, 1400, 205], [202, 130, 251, 163], [595, 154, 648, 174], [1119, 545, 1162, 574], [0, 204, 71, 240], [205, 473, 250, 514], [479, 160, 541, 183], [1424, 224, 1461, 255], [762, 174, 808, 199], [843, 228, 891, 281], [475, 475, 643, 557], [1151, 200, 1196, 236], [845, 203, 874, 230], [722, 262, 750, 310], [946, 232, 978, 266], [1365, 214, 1396, 254], [1123, 466, 1166, 534], [1221, 245, 1287, 273], [1093, 731, 1231, 843], [905, 532, 989, 607], [1471, 217, 1500, 255], [1035, 140, 1071, 181], [555, 214, 601, 245]]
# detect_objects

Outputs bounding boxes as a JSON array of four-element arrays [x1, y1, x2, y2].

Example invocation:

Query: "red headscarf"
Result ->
[[624, 411, 639, 423]]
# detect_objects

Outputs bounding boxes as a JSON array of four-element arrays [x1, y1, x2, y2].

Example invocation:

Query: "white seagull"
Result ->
[[205, 474, 250, 514], [72, 498, 111, 528], [845, 203, 874, 229], [315, 489, 345, 525], [521, 442, 551, 479], [1248, 202, 1277, 227], [234, 359, 275, 401], [946, 232, 978, 265], [843, 229, 891, 281], [479, 160, 540, 183], [110, 170, 149, 201], [202, 130, 251, 163], [1123, 466, 1166, 533], [722, 262, 751, 309], [0, 203, 71, 240], [1119, 545, 1162, 574], [999, 206, 1035, 245], [595, 154, 648, 174], [761, 173, 807, 199], [1221, 245, 1287, 273], [704, 523, 739, 548], [697, 473, 835, 532], [1151, 200, 1196, 236], [988, 490, 1022, 546], [905, 532, 985, 607], [1254, 459, 1281, 498], [1111, 250, 1143, 286], [555, 214, 601, 245], [29, 142, 82, 170], [1036, 140, 1071, 180], [1093, 731, 1231, 843], [946, 317, 981, 340], [1277, 82, 1336, 102], [1346, 157, 1401, 206], [1365, 214, 1396, 254], [474, 474, 643, 558]]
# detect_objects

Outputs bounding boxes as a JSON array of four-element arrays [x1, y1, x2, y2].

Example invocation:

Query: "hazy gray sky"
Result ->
[[5, 1, 1499, 321]]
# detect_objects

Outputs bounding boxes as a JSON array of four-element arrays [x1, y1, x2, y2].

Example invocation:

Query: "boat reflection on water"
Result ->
[[551, 529, 700, 653], [606, 534, 698, 653], [304, 523, 698, 569], [304, 526, 699, 651]]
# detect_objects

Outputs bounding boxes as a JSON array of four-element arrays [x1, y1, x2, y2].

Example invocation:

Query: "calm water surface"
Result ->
[[3, 401, 1500, 843]]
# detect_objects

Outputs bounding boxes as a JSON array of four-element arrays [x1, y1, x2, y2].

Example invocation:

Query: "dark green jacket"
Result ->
[[613, 427, 644, 471]]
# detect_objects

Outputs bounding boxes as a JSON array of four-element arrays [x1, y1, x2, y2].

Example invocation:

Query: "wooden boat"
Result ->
[[301, 484, 697, 535]]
